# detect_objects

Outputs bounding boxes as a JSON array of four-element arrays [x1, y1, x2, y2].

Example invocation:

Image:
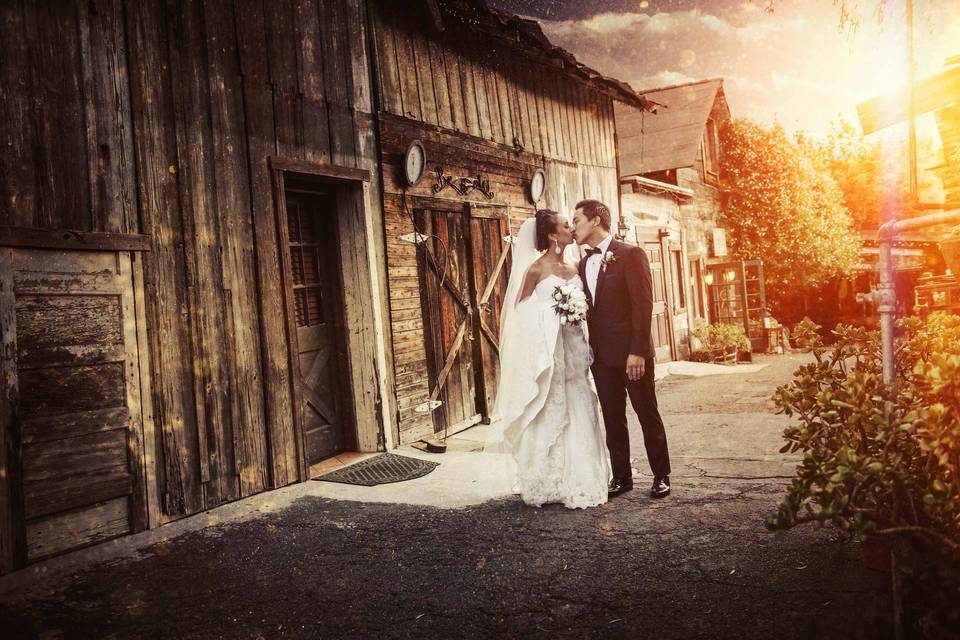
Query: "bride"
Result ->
[[492, 209, 611, 509]]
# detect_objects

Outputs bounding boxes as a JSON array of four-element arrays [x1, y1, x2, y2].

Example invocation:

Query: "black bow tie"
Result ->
[[586, 247, 603, 256]]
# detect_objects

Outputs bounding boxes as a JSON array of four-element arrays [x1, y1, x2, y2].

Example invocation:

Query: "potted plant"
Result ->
[[689, 320, 751, 364]]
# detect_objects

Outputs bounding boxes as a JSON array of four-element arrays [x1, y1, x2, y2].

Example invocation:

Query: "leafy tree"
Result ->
[[811, 118, 941, 231], [718, 119, 860, 317]]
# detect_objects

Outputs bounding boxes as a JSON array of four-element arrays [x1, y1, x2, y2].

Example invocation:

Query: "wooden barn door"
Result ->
[[0, 249, 148, 566], [416, 205, 477, 436], [643, 241, 674, 363], [467, 204, 511, 420], [283, 190, 348, 466]]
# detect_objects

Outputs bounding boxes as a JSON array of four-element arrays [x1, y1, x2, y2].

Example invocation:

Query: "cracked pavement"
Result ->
[[0, 353, 893, 639]]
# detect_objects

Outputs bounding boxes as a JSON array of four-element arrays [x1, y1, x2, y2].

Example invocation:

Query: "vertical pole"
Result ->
[[907, 0, 918, 199], [879, 238, 897, 384]]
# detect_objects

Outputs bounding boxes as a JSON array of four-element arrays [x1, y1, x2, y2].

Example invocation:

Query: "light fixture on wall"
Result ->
[[704, 272, 714, 286], [724, 269, 736, 283], [528, 168, 545, 204]]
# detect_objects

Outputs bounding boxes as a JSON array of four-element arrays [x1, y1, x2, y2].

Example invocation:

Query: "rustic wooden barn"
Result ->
[[0, 0, 394, 573], [367, 0, 652, 446], [614, 78, 733, 360]]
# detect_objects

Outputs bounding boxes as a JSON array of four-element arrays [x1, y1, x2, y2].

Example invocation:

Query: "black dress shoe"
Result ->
[[608, 478, 634, 498], [651, 476, 671, 498]]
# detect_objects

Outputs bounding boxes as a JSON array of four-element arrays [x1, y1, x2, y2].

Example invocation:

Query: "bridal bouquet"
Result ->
[[552, 285, 588, 326]]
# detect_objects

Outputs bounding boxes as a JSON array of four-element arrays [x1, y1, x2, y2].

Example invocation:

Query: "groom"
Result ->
[[572, 200, 671, 499]]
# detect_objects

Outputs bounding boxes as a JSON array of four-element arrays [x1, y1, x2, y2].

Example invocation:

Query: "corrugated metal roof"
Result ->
[[615, 78, 727, 175]]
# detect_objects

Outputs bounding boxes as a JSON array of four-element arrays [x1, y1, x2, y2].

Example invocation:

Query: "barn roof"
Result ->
[[434, 0, 656, 111], [614, 78, 728, 176]]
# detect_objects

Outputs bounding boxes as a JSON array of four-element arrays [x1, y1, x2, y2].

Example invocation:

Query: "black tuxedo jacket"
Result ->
[[578, 238, 655, 366]]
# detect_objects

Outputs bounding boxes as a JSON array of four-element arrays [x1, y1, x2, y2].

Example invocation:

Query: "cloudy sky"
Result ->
[[488, 0, 960, 140]]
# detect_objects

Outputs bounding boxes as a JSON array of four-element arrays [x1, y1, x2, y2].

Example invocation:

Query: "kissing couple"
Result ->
[[492, 200, 671, 509]]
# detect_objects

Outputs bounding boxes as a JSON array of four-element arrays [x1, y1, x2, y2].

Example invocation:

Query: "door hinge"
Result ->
[[415, 399, 443, 413]]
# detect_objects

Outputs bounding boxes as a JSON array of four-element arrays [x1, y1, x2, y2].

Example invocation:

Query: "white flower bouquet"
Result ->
[[552, 284, 588, 326]]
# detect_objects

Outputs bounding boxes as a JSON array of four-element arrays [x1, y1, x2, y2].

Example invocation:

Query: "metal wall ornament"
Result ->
[[528, 168, 545, 204], [431, 166, 495, 199], [403, 140, 426, 186]]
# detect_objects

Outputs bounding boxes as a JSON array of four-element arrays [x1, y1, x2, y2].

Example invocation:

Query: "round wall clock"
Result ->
[[404, 140, 426, 187], [528, 168, 546, 203]]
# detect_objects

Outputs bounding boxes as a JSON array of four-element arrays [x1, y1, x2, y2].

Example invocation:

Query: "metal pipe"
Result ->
[[877, 208, 960, 383]]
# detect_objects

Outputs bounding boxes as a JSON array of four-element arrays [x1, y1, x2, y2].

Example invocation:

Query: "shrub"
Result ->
[[768, 314, 960, 564], [690, 319, 751, 363]]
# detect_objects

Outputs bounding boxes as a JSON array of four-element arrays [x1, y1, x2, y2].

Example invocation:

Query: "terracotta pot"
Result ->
[[940, 237, 960, 283]]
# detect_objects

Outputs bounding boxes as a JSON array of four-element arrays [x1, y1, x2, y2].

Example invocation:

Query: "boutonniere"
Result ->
[[600, 251, 618, 272]]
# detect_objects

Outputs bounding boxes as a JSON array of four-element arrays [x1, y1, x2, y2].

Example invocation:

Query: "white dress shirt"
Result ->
[[585, 234, 613, 301]]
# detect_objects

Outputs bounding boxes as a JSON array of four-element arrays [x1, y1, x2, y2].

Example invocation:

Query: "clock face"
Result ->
[[529, 169, 545, 203], [404, 141, 425, 186]]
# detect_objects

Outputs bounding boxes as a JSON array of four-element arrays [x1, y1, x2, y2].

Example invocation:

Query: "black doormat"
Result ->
[[312, 453, 439, 486]]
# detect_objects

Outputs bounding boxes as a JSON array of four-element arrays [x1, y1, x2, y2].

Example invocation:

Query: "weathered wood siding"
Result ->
[[370, 1, 620, 442], [0, 0, 391, 570]]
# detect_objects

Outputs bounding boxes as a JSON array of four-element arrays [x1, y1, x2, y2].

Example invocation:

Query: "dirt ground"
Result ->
[[0, 353, 894, 639]]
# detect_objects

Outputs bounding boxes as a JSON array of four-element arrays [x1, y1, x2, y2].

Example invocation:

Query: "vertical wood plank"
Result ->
[[482, 63, 502, 143], [319, 0, 358, 167], [235, 0, 298, 488], [427, 38, 452, 130], [266, 0, 302, 159], [166, 0, 238, 508], [0, 0, 38, 227], [470, 47, 492, 140], [130, 256, 161, 528], [393, 24, 421, 121], [441, 41, 465, 133], [293, 0, 330, 163], [457, 50, 480, 137], [345, 0, 372, 114], [206, 0, 268, 496], [118, 254, 149, 532], [78, 0, 137, 233], [126, 0, 203, 516], [533, 64, 553, 158], [495, 65, 513, 147], [271, 170, 306, 481], [370, 3, 403, 116], [33, 0, 90, 230], [412, 33, 438, 126], [0, 249, 25, 572]]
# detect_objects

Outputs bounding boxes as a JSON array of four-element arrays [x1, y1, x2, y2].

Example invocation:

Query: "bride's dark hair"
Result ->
[[534, 209, 559, 252]]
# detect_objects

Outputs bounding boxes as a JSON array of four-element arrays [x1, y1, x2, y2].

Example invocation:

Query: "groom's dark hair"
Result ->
[[575, 199, 611, 231]]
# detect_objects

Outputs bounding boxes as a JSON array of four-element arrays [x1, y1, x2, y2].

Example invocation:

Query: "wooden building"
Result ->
[[0, 0, 393, 573], [613, 78, 733, 360], [368, 1, 651, 445], [0, 0, 652, 571]]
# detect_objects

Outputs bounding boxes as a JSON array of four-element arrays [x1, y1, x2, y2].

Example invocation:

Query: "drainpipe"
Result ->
[[877, 208, 960, 383]]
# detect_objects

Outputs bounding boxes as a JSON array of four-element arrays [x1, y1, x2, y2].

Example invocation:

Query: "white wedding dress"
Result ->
[[501, 274, 611, 509], [485, 216, 612, 508]]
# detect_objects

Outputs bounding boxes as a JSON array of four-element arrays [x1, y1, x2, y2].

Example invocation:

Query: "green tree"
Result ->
[[719, 119, 860, 316]]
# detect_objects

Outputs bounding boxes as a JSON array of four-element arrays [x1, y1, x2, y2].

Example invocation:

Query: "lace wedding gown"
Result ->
[[500, 274, 611, 509]]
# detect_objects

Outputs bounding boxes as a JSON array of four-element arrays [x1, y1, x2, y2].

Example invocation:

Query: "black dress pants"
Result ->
[[592, 357, 671, 482]]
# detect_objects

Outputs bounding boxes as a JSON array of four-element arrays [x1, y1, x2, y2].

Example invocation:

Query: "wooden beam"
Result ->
[[0, 227, 152, 252], [857, 65, 960, 135], [268, 156, 369, 182]]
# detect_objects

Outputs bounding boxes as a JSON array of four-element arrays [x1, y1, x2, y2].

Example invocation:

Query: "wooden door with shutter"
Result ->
[[0, 249, 148, 565], [467, 205, 511, 420], [415, 205, 479, 436], [643, 241, 674, 363], [284, 191, 347, 466]]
